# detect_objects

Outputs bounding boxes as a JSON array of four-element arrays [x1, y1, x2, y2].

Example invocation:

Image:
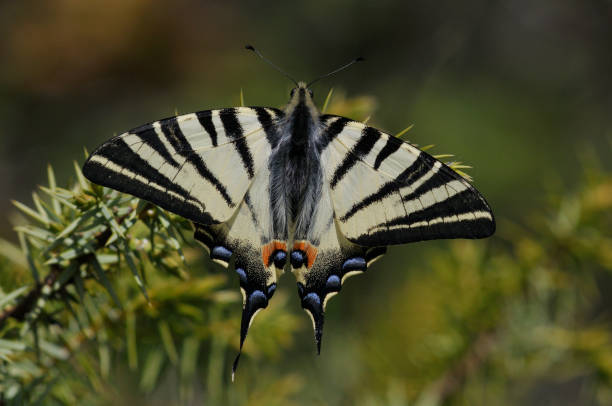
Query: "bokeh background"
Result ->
[[1, 1, 612, 405]]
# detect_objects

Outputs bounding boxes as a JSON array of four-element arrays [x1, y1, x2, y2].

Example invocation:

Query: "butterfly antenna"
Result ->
[[245, 45, 298, 86], [307, 57, 364, 87]]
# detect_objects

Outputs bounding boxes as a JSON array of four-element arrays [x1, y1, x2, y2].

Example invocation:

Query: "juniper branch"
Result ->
[[0, 206, 132, 327]]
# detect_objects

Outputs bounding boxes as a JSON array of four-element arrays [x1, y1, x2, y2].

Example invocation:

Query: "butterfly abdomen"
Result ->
[[267, 89, 325, 241]]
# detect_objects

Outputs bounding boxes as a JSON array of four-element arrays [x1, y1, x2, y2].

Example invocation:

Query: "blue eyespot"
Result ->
[[248, 290, 268, 309], [235, 268, 247, 284], [325, 275, 341, 291], [342, 257, 366, 272], [291, 251, 305, 268], [211, 246, 232, 261], [303, 292, 321, 309], [273, 251, 287, 268]]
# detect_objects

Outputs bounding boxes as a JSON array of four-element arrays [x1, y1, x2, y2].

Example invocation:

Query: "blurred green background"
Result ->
[[1, 1, 612, 405]]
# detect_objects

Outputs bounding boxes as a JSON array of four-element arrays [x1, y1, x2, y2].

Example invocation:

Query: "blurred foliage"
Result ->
[[1, 1, 612, 403]]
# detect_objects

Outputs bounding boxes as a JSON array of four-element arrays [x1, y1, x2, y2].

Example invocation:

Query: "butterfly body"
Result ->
[[270, 82, 322, 242], [82, 80, 495, 377]]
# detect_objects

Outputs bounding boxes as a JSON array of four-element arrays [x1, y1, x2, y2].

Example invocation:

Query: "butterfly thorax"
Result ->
[[268, 83, 323, 241]]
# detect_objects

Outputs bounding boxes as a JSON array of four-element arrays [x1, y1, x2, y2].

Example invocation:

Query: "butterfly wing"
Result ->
[[319, 115, 495, 246], [83, 107, 282, 225], [83, 107, 287, 379], [194, 155, 287, 379], [289, 181, 386, 352], [291, 114, 495, 350]]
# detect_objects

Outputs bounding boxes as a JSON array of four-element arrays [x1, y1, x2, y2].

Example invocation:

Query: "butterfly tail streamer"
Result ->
[[232, 287, 270, 381], [298, 286, 325, 354]]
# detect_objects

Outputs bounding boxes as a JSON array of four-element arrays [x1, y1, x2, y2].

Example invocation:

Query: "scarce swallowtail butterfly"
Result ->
[[82, 46, 495, 379]]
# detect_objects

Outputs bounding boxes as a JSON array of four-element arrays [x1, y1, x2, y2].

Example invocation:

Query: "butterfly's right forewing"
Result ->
[[319, 115, 495, 247]]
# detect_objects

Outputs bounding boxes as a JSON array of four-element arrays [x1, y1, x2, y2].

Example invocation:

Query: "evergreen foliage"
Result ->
[[0, 161, 300, 405]]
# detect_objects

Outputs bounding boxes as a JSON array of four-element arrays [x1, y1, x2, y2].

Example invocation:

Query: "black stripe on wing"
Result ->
[[195, 111, 219, 147], [127, 123, 182, 167], [339, 152, 437, 222], [253, 107, 282, 149], [159, 117, 234, 206], [317, 116, 350, 152], [83, 139, 215, 224], [220, 108, 255, 179], [96, 139, 189, 196], [379, 190, 488, 229], [330, 127, 381, 189], [358, 217, 494, 246], [373, 136, 401, 169]]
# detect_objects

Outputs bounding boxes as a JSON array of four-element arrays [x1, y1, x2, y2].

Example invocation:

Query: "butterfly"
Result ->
[[82, 47, 495, 379]]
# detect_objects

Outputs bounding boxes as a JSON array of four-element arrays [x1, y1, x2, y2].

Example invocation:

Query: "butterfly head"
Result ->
[[289, 82, 314, 100], [285, 81, 318, 117]]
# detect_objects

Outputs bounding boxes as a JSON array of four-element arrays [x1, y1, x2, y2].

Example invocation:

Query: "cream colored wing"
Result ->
[[83, 107, 283, 225], [318, 115, 495, 246]]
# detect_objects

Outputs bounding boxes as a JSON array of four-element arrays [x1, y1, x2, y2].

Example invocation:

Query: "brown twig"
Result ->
[[0, 265, 62, 326], [0, 206, 133, 329]]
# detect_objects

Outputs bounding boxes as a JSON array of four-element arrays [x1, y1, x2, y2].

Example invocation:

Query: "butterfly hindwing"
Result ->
[[83, 106, 286, 379], [194, 152, 287, 379], [83, 107, 283, 225], [285, 114, 494, 352], [289, 182, 386, 352], [318, 115, 496, 247]]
